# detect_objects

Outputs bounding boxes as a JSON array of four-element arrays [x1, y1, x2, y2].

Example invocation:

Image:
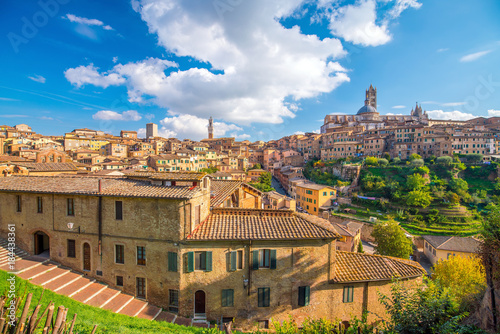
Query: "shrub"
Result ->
[[436, 156, 453, 165], [377, 158, 389, 166], [365, 156, 378, 166], [411, 158, 425, 167]]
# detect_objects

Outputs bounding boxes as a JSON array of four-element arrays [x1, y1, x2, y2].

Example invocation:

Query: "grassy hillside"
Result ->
[[0, 270, 203, 334]]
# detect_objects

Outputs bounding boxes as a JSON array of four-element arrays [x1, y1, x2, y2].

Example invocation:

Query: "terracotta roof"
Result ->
[[333, 251, 425, 283], [126, 171, 206, 181], [298, 183, 336, 191], [0, 155, 28, 162], [187, 208, 340, 241], [332, 223, 355, 237], [210, 180, 242, 207], [0, 176, 200, 199], [423, 235, 481, 253], [15, 162, 78, 172]]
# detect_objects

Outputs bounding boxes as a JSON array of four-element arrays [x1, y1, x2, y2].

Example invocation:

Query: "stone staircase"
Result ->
[[0, 238, 210, 328]]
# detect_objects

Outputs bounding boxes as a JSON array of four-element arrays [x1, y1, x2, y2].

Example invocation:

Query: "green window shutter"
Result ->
[[168, 252, 178, 272], [187, 252, 194, 273], [258, 288, 263, 307], [270, 249, 277, 269], [305, 286, 310, 306], [230, 251, 237, 272], [205, 251, 212, 272], [252, 250, 259, 270], [228, 289, 234, 307], [298, 286, 305, 306], [222, 289, 227, 307]]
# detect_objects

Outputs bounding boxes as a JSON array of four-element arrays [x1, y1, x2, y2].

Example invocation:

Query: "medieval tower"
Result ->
[[364, 84, 377, 108], [208, 116, 214, 139]]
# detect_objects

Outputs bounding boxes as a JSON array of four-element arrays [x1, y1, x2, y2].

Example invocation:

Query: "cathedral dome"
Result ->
[[357, 105, 378, 115]]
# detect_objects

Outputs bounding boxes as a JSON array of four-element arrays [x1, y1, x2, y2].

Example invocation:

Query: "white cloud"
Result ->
[[38, 116, 54, 120], [92, 110, 142, 121], [159, 115, 245, 141], [145, 113, 155, 120], [28, 75, 46, 83], [441, 102, 466, 107], [387, 0, 422, 18], [66, 1, 348, 125], [64, 14, 114, 30], [137, 128, 146, 138], [328, 0, 391, 47], [385, 112, 403, 116], [426, 110, 475, 121], [392, 105, 406, 109], [65, 64, 126, 88], [232, 133, 251, 140], [294, 131, 305, 135], [0, 97, 19, 101], [460, 50, 492, 63], [488, 109, 500, 117], [312, 129, 321, 134], [112, 56, 119, 63], [437, 48, 449, 53]]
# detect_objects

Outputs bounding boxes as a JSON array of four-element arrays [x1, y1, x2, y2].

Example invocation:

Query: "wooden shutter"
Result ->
[[252, 250, 259, 270], [299, 286, 310, 306], [230, 251, 237, 271], [270, 249, 277, 269], [304, 286, 310, 306], [187, 252, 194, 273], [168, 252, 177, 272], [228, 289, 234, 307], [205, 251, 212, 272], [258, 288, 264, 307]]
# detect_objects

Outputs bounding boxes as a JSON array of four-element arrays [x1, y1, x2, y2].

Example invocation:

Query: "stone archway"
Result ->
[[194, 290, 206, 314], [33, 231, 49, 256]]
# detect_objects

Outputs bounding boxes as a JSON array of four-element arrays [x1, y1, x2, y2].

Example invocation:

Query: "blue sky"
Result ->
[[1, 0, 499, 141]]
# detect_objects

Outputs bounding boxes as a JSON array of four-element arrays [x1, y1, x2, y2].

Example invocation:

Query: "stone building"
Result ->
[[0, 172, 424, 329]]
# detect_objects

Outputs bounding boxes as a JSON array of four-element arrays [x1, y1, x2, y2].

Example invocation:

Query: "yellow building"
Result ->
[[423, 235, 481, 265], [296, 183, 336, 215]]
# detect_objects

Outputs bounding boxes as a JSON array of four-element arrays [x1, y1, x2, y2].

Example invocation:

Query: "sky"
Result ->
[[1, 0, 499, 141]]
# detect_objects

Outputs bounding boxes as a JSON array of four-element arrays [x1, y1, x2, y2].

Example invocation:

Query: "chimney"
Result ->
[[98, 179, 102, 193]]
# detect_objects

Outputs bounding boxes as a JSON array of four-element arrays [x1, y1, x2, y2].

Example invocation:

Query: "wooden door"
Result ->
[[195, 205, 200, 225], [83, 243, 91, 271], [194, 290, 205, 314]]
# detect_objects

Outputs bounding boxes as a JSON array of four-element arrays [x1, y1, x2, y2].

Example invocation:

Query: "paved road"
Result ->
[[271, 176, 287, 196]]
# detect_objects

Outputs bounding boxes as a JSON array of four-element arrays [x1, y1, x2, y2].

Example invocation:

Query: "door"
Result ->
[[194, 290, 206, 314], [83, 243, 91, 271], [195, 205, 200, 225]]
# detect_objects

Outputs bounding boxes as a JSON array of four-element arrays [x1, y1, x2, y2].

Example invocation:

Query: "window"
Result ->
[[330, 191, 334, 195], [323, 191, 327, 196], [185, 251, 212, 272], [298, 286, 310, 306], [116, 275, 123, 287], [136, 277, 146, 298], [252, 249, 276, 270], [227, 250, 243, 271], [168, 252, 178, 272], [67, 198, 74, 216], [67, 239, 76, 258], [137, 246, 146, 266], [115, 244, 124, 264], [222, 289, 234, 307], [115, 201, 123, 220], [258, 287, 270, 307], [16, 195, 22, 212], [37, 196, 43, 213], [169, 289, 179, 313], [343, 286, 354, 303]]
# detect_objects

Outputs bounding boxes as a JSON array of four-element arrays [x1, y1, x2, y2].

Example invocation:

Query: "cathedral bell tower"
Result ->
[[365, 84, 377, 108]]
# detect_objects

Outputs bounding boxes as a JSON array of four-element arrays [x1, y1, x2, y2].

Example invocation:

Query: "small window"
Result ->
[[115, 201, 123, 220], [16, 195, 22, 212], [115, 244, 124, 264], [37, 196, 43, 213], [343, 286, 354, 303], [222, 289, 234, 307], [323, 191, 327, 196], [258, 287, 270, 307], [168, 252, 178, 272], [169, 289, 179, 313], [67, 239, 76, 258], [298, 286, 310, 306], [137, 246, 146, 266], [257, 320, 269, 329], [259, 249, 270, 268], [116, 275, 123, 287], [195, 251, 212, 271], [136, 277, 146, 298], [67, 198, 74, 216], [228, 250, 244, 271]]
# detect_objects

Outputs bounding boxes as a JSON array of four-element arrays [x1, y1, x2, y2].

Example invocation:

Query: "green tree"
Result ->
[[365, 156, 378, 166], [372, 220, 413, 259], [406, 173, 426, 191], [249, 163, 262, 170], [392, 157, 401, 164], [411, 158, 425, 167], [406, 189, 432, 208], [249, 172, 275, 192], [199, 166, 218, 173], [436, 156, 453, 165], [409, 153, 422, 161], [383, 152, 391, 161], [413, 165, 430, 175], [357, 240, 364, 253], [449, 178, 468, 197], [377, 158, 389, 166]]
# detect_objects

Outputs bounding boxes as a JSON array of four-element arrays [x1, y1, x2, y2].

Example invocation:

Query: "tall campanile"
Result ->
[[208, 116, 214, 139], [365, 84, 377, 108]]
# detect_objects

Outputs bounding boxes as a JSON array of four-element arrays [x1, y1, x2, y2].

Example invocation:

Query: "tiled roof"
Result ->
[[210, 180, 242, 207], [187, 208, 340, 241], [126, 171, 206, 181], [332, 223, 355, 237], [423, 235, 481, 253], [15, 162, 78, 172], [0, 156, 28, 162], [0, 176, 200, 199], [333, 251, 425, 283], [298, 183, 335, 191]]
